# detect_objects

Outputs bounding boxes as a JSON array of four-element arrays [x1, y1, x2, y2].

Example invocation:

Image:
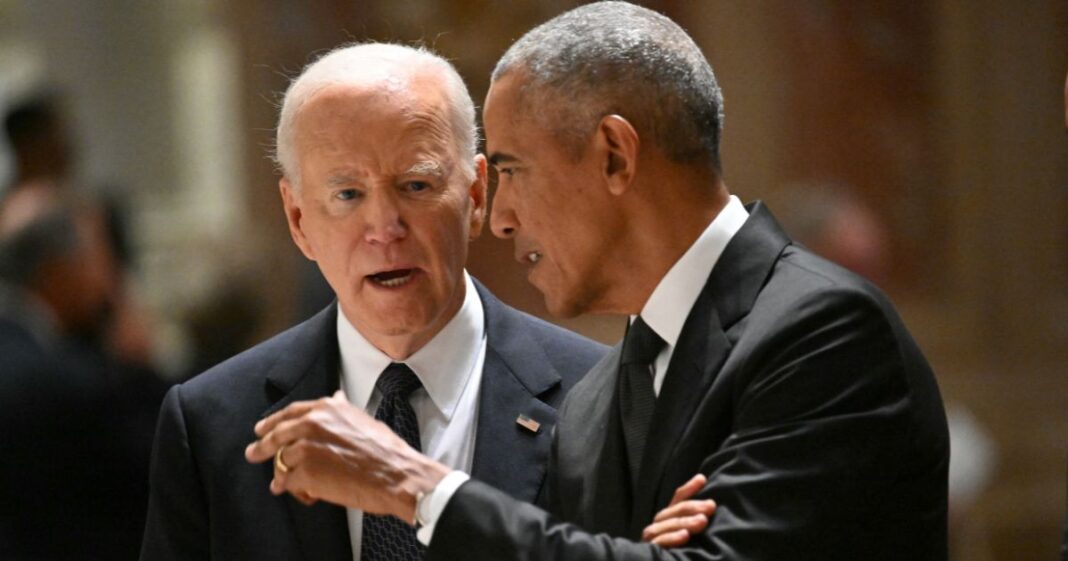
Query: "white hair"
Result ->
[[272, 43, 478, 188]]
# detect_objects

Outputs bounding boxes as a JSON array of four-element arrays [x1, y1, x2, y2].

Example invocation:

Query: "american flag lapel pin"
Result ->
[[516, 414, 541, 434]]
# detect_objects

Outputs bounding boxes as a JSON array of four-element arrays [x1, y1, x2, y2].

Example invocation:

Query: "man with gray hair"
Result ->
[[140, 42, 605, 560], [248, 3, 949, 560]]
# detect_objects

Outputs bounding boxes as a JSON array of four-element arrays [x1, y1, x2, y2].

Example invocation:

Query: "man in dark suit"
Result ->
[[246, 3, 949, 560], [139, 43, 605, 560]]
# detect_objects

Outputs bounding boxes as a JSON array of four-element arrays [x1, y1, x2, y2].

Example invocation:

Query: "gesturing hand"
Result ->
[[641, 474, 717, 548], [244, 390, 449, 523]]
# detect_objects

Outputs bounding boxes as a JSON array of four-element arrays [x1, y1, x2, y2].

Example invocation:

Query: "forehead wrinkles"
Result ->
[[402, 106, 454, 157], [294, 88, 458, 182]]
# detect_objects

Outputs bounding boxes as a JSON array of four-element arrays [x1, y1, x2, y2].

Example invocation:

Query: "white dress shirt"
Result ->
[[338, 272, 486, 560], [639, 195, 748, 395], [415, 196, 749, 546]]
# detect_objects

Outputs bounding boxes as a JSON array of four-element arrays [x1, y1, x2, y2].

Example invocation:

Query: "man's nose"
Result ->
[[364, 189, 407, 244], [489, 183, 518, 239]]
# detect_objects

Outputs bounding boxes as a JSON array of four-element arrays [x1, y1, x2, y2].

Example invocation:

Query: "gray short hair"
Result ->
[[492, 1, 724, 171], [273, 43, 479, 187]]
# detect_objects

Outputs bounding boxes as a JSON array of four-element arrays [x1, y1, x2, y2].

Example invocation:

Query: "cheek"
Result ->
[[306, 221, 363, 272], [426, 210, 470, 269], [513, 185, 553, 231]]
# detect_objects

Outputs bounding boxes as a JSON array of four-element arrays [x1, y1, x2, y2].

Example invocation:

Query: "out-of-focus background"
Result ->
[[0, 1, 1065, 559]]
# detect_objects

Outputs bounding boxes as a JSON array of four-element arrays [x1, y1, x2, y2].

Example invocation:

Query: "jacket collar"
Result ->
[[469, 279, 564, 502]]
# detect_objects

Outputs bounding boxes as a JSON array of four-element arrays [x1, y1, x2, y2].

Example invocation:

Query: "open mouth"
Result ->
[[368, 268, 416, 288]]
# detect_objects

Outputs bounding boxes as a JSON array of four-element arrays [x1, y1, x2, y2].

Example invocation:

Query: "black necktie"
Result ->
[[361, 363, 425, 561], [618, 317, 665, 490]]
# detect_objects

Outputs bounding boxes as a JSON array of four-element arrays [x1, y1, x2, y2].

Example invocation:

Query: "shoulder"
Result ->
[[513, 310, 607, 367], [736, 244, 933, 396], [712, 242, 929, 393], [758, 245, 901, 325], [475, 278, 608, 385]]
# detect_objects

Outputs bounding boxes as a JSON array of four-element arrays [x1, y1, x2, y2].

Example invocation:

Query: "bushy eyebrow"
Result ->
[[326, 174, 359, 187], [404, 160, 445, 178]]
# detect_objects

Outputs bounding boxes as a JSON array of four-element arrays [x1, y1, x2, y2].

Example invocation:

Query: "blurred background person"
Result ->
[[3, 91, 73, 186], [3, 92, 155, 369], [772, 181, 891, 287], [0, 86, 169, 561], [0, 185, 166, 560]]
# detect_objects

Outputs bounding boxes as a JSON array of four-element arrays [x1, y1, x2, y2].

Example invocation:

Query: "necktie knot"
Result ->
[[375, 362, 422, 401], [622, 317, 665, 366]]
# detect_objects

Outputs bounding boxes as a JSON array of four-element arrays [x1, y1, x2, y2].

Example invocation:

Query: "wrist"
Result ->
[[398, 457, 451, 524], [414, 471, 471, 545]]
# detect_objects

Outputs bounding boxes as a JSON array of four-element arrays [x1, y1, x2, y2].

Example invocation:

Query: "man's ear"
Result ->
[[279, 177, 316, 261], [597, 115, 639, 196], [467, 154, 489, 241]]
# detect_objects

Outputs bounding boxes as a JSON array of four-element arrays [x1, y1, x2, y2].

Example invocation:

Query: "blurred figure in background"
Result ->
[[0, 92, 167, 560], [772, 181, 890, 287], [3, 92, 74, 186], [0, 185, 165, 561], [3, 92, 154, 369]]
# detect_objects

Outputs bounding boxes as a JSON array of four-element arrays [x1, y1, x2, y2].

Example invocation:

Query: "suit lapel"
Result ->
[[584, 344, 638, 535], [469, 281, 563, 503], [628, 202, 791, 534], [262, 304, 352, 561]]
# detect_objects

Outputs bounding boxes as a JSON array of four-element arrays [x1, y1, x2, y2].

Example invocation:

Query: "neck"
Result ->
[[600, 172, 729, 315], [342, 280, 467, 362]]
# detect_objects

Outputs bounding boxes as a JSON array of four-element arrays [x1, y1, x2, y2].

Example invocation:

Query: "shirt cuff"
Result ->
[[415, 470, 470, 545]]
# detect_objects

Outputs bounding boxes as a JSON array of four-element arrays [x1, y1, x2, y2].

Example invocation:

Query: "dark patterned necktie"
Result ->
[[361, 363, 425, 561], [618, 317, 665, 490]]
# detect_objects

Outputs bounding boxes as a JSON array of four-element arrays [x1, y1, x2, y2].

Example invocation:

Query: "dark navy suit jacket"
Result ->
[[139, 279, 606, 561]]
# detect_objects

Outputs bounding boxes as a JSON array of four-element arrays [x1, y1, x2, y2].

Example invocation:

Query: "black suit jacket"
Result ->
[[428, 203, 949, 561], [139, 279, 606, 561], [1, 306, 164, 561]]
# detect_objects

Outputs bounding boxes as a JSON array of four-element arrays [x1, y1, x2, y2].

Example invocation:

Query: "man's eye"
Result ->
[[497, 167, 515, 177], [406, 181, 431, 193], [335, 189, 359, 201]]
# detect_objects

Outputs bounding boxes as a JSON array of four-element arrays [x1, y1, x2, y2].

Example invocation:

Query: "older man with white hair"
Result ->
[[139, 42, 605, 561]]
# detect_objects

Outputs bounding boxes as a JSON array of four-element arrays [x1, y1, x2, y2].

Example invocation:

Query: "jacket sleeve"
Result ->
[[140, 385, 211, 561]]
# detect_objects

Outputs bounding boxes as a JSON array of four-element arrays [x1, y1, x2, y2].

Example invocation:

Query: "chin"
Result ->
[[371, 313, 431, 337]]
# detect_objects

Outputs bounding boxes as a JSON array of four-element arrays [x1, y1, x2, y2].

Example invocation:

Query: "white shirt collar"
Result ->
[[638, 195, 748, 346], [337, 272, 485, 420]]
